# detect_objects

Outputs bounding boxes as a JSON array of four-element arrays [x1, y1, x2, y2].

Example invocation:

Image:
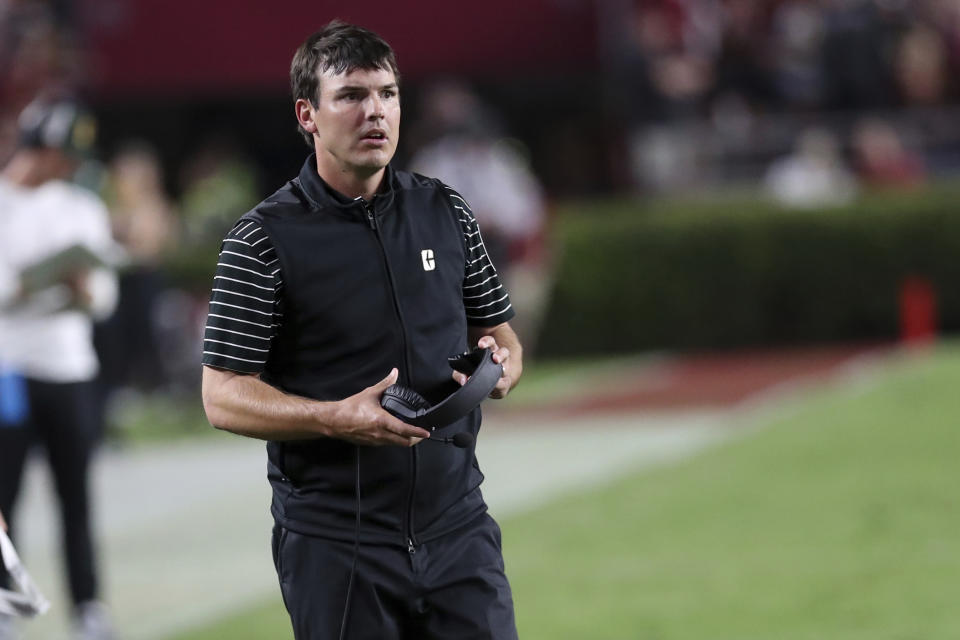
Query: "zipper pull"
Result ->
[[364, 200, 377, 230], [407, 538, 416, 556]]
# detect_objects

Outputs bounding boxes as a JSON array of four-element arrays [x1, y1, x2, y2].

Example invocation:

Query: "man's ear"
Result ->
[[295, 98, 317, 135]]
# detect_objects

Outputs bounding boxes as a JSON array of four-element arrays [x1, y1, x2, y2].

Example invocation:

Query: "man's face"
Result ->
[[303, 66, 400, 178]]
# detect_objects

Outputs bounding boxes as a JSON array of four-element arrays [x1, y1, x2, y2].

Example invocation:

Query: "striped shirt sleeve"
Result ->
[[445, 186, 516, 327], [201, 219, 284, 374]]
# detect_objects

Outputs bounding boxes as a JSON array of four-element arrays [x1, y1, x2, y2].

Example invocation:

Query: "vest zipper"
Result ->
[[364, 200, 420, 548]]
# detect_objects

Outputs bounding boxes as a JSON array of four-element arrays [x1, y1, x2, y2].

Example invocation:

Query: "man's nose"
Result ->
[[366, 95, 384, 120]]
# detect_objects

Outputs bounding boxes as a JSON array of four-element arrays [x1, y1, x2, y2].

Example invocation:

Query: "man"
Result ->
[[201, 21, 523, 640], [0, 98, 119, 640]]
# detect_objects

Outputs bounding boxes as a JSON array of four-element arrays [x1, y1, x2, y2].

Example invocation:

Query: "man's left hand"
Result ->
[[452, 336, 513, 399]]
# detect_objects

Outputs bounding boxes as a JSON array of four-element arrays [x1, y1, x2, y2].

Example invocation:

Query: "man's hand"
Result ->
[[0, 509, 6, 532], [331, 368, 431, 446], [452, 335, 517, 399], [202, 365, 430, 445]]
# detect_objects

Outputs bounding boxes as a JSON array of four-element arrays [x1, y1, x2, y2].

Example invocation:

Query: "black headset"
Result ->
[[380, 347, 502, 432]]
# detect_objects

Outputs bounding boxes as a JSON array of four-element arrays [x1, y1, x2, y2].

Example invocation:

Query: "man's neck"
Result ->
[[317, 163, 385, 202]]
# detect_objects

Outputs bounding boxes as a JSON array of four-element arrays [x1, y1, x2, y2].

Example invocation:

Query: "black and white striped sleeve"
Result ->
[[201, 219, 284, 374], [446, 187, 516, 327]]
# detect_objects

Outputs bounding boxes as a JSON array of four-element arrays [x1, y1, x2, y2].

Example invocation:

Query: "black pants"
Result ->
[[273, 513, 518, 640], [0, 378, 101, 606]]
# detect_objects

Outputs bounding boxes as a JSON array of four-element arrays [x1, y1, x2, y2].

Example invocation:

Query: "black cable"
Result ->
[[338, 446, 361, 640]]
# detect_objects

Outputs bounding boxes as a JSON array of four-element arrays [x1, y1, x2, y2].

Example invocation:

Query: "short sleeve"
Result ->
[[444, 186, 515, 327], [201, 219, 284, 373]]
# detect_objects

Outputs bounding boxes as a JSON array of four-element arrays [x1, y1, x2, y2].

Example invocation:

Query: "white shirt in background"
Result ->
[[0, 177, 120, 382]]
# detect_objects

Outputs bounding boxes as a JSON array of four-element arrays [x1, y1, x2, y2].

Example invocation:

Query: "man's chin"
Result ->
[[352, 153, 392, 173]]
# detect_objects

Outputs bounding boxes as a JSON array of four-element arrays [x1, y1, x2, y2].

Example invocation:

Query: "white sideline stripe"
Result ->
[[222, 238, 251, 247], [203, 339, 270, 353], [251, 235, 267, 246], [12, 409, 759, 639], [204, 326, 272, 341]]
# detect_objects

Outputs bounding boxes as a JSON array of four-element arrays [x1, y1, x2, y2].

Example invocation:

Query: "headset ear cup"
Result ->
[[380, 384, 431, 420]]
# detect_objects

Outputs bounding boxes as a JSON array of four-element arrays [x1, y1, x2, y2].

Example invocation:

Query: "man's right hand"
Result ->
[[330, 368, 430, 447]]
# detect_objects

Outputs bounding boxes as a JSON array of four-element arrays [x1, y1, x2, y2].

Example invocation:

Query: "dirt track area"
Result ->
[[503, 344, 891, 418]]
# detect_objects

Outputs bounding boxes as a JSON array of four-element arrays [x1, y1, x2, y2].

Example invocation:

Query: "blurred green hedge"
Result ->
[[538, 186, 960, 357]]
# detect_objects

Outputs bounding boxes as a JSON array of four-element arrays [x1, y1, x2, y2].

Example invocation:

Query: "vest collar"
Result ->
[[296, 154, 397, 218]]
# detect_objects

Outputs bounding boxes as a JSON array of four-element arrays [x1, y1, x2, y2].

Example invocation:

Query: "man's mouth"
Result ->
[[362, 130, 387, 141]]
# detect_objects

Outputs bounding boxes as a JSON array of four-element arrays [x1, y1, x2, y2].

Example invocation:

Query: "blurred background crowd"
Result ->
[[2, 0, 959, 427], [603, 0, 960, 199]]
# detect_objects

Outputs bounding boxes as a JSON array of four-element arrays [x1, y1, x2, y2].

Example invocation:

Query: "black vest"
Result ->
[[246, 157, 486, 545]]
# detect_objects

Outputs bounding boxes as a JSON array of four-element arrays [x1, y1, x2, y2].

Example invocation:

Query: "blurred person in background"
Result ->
[[894, 22, 951, 105], [0, 0, 84, 156], [201, 21, 522, 640], [95, 142, 177, 405], [0, 98, 118, 640], [851, 117, 927, 188], [764, 126, 858, 208], [410, 82, 550, 350]]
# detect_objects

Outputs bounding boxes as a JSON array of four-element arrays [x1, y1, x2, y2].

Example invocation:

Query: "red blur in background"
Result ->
[[80, 0, 597, 97]]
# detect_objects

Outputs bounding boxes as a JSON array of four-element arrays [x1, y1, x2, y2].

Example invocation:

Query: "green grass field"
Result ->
[[169, 344, 960, 640]]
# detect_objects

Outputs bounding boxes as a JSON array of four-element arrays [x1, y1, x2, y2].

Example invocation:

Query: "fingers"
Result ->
[[490, 374, 512, 399], [337, 368, 431, 447], [478, 338, 511, 396], [345, 413, 428, 447], [476, 337, 509, 365], [383, 414, 430, 442]]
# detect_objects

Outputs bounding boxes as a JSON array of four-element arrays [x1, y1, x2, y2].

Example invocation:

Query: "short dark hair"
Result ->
[[290, 21, 400, 146]]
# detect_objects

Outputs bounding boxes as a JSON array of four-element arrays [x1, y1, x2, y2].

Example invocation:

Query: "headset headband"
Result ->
[[381, 347, 502, 430]]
